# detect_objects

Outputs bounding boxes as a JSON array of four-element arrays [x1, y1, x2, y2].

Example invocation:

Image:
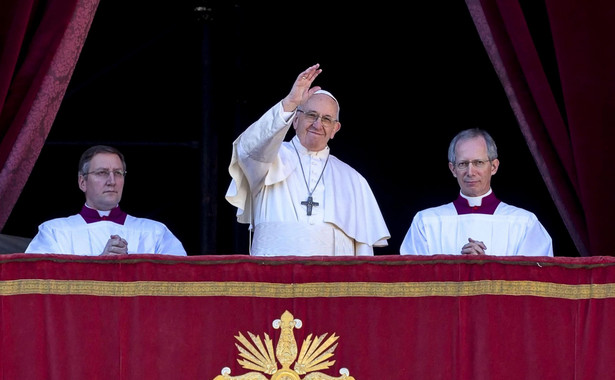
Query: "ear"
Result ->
[[292, 114, 299, 130], [490, 158, 500, 175], [448, 162, 457, 177], [329, 121, 341, 139], [78, 175, 87, 193]]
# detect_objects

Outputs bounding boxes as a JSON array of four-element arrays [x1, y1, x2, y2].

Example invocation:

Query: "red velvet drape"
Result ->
[[466, 0, 615, 256], [0, 0, 98, 231], [2, 254, 615, 379]]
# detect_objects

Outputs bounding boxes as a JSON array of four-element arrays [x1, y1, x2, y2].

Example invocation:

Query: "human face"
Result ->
[[448, 136, 499, 197], [78, 153, 125, 211], [292, 93, 341, 151]]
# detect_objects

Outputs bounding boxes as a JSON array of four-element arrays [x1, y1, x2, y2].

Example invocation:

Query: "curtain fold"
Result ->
[[466, 0, 615, 256], [543, 0, 615, 256], [0, 0, 99, 231]]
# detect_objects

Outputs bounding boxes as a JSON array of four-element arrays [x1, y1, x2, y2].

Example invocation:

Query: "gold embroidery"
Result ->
[[2, 279, 615, 300], [213, 311, 355, 380]]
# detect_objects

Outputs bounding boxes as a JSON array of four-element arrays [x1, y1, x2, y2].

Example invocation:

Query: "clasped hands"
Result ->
[[101, 234, 128, 255], [461, 237, 487, 255]]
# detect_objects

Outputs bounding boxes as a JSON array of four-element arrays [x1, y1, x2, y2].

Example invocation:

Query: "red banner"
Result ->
[[1, 254, 614, 379]]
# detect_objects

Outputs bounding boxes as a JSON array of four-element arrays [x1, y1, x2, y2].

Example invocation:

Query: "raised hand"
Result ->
[[281, 63, 323, 112]]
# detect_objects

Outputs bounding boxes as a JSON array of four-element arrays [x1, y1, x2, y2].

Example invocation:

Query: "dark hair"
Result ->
[[78, 145, 126, 176], [447, 128, 498, 163]]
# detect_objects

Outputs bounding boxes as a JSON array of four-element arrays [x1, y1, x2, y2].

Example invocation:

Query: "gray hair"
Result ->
[[78, 145, 126, 176], [447, 128, 498, 163]]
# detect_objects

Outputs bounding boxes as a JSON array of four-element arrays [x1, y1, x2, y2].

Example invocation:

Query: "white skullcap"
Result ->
[[313, 89, 340, 115]]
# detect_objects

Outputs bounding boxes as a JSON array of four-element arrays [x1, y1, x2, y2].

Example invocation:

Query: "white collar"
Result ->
[[291, 135, 330, 158], [84, 203, 114, 217], [460, 188, 492, 207]]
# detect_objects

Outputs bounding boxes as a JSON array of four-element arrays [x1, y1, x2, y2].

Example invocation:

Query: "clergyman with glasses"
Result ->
[[25, 145, 186, 256], [400, 128, 553, 256], [225, 63, 390, 256]]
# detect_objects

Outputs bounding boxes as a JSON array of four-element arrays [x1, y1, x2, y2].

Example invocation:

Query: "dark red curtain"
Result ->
[[0, 0, 97, 230], [466, 0, 615, 256]]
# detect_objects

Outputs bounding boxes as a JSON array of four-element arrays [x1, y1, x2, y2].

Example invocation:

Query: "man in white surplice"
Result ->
[[25, 145, 186, 256], [400, 128, 553, 256], [226, 64, 390, 256]]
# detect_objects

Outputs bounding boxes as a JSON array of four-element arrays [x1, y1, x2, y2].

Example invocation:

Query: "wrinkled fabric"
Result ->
[[25, 213, 186, 256], [226, 101, 390, 256], [401, 200, 553, 256]]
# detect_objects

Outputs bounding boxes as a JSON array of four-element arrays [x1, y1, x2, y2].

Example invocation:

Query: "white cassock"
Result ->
[[400, 192, 553, 257], [225, 101, 390, 256], [25, 213, 187, 256]]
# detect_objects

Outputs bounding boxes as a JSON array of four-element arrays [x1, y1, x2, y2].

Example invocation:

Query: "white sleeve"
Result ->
[[225, 101, 295, 224], [516, 217, 554, 256], [25, 223, 62, 254], [400, 213, 430, 255], [157, 227, 187, 256]]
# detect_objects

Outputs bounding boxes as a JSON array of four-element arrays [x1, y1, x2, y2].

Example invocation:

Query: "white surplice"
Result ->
[[225, 101, 390, 256], [400, 200, 553, 256], [25, 214, 187, 256]]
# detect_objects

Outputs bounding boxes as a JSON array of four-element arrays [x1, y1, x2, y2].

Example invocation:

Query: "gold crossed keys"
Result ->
[[213, 310, 356, 380]]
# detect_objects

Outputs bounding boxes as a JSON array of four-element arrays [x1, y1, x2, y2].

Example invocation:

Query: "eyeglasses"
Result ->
[[453, 159, 491, 170], [84, 169, 127, 178], [297, 109, 338, 128]]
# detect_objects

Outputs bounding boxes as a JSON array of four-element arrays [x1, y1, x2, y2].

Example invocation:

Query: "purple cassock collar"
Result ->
[[79, 205, 127, 225], [453, 192, 501, 215]]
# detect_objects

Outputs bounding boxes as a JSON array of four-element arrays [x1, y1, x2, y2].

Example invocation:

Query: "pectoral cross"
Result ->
[[301, 196, 319, 216]]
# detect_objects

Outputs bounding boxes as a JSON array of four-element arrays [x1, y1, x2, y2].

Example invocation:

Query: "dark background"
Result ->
[[2, 1, 578, 256]]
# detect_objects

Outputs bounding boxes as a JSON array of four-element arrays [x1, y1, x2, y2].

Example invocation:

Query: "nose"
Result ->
[[107, 172, 117, 184]]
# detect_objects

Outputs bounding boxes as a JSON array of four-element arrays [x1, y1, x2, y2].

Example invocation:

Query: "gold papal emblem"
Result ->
[[213, 310, 356, 380]]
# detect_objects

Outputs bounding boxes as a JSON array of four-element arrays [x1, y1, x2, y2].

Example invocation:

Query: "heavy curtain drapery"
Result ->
[[0, 0, 98, 230], [466, 0, 615, 256]]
